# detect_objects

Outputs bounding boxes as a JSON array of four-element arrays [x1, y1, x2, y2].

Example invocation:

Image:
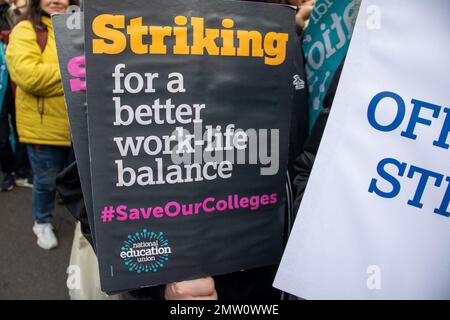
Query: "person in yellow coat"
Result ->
[[6, 0, 79, 250]]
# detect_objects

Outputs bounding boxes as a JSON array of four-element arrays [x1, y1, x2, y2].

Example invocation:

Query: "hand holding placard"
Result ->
[[164, 277, 218, 300]]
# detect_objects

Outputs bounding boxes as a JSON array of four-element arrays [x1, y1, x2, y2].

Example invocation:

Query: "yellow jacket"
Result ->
[[6, 16, 70, 147]]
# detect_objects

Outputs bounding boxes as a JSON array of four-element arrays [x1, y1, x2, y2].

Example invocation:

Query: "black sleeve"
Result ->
[[292, 57, 346, 213], [292, 108, 330, 213], [56, 161, 95, 249], [288, 35, 309, 181]]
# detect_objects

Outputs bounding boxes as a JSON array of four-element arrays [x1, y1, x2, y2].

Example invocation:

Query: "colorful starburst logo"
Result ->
[[120, 229, 171, 273]]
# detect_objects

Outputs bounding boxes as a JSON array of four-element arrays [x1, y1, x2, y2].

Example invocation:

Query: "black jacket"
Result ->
[[292, 58, 345, 213]]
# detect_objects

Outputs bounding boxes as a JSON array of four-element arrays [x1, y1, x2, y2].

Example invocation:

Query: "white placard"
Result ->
[[274, 0, 450, 299]]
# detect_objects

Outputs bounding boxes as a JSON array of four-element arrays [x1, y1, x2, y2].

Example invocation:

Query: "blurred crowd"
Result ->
[[0, 1, 32, 192], [1, 0, 77, 251]]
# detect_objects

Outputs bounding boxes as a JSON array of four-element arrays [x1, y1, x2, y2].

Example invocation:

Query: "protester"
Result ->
[[6, 0, 79, 250], [0, 0, 32, 192], [56, 0, 314, 300]]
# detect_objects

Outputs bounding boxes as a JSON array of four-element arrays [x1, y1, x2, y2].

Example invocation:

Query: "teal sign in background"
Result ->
[[303, 0, 357, 129], [0, 43, 8, 111]]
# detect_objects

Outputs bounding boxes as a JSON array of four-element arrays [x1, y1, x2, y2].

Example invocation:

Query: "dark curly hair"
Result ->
[[27, 0, 80, 30]]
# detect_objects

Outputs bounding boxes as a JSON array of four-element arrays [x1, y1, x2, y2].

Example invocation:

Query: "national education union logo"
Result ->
[[120, 229, 172, 273]]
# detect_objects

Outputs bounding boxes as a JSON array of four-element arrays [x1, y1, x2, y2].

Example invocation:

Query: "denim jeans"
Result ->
[[27, 144, 71, 223]]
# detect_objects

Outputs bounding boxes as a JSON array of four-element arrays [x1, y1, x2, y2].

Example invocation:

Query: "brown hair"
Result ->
[[27, 0, 80, 30]]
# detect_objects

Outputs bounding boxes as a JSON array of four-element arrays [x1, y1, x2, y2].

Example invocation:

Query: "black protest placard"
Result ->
[[53, 12, 96, 243], [84, 0, 295, 293]]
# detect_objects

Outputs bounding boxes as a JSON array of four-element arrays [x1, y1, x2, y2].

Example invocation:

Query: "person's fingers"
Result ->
[[188, 290, 218, 300], [290, 0, 315, 35], [164, 283, 179, 300], [295, 3, 314, 34], [165, 283, 218, 300], [287, 0, 315, 9], [165, 277, 215, 299], [299, 3, 314, 21], [303, 0, 316, 6], [176, 277, 215, 296], [290, 0, 315, 8]]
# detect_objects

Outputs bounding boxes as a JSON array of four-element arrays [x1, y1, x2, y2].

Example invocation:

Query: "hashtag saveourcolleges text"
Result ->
[[100, 193, 279, 223]]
